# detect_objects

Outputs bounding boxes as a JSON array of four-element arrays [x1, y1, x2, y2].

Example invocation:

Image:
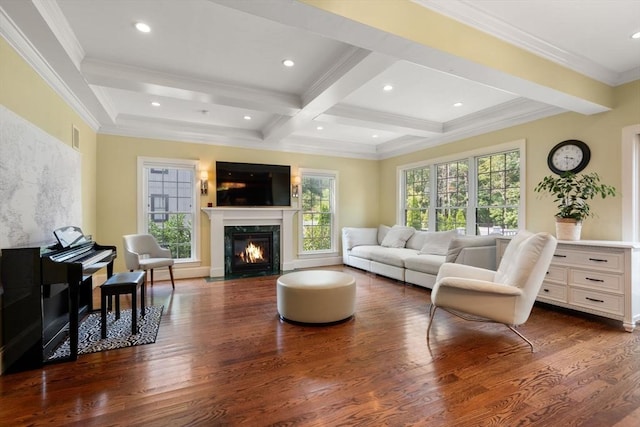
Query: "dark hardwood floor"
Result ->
[[1, 266, 640, 426]]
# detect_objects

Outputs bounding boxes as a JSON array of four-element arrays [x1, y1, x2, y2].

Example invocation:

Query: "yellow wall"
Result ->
[[0, 37, 98, 235], [96, 135, 380, 272], [379, 80, 640, 240]]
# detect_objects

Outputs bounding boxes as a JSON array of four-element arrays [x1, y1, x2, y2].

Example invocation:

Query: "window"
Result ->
[[405, 167, 430, 230], [138, 157, 200, 262], [300, 169, 337, 253], [435, 160, 469, 232], [401, 141, 523, 235], [476, 151, 520, 236]]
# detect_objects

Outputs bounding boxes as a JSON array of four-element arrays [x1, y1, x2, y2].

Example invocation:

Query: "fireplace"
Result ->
[[224, 225, 280, 276]]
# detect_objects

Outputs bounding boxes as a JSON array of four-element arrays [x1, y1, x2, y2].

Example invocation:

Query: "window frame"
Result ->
[[298, 168, 338, 256], [397, 140, 526, 235], [137, 157, 201, 264]]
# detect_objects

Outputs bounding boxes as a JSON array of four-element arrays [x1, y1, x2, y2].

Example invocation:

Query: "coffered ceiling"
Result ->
[[1, 0, 639, 159]]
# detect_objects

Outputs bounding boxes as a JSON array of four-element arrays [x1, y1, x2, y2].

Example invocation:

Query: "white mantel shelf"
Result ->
[[202, 207, 299, 278]]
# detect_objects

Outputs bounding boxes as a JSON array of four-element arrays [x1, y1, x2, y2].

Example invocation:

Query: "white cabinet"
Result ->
[[497, 238, 640, 332]]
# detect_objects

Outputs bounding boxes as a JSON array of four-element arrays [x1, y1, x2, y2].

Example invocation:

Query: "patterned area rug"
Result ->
[[49, 305, 164, 360]]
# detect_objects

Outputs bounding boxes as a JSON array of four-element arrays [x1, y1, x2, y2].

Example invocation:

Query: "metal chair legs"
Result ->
[[427, 304, 536, 352]]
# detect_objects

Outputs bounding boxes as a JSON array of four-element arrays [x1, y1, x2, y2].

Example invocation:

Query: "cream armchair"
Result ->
[[427, 230, 557, 352], [123, 234, 175, 289]]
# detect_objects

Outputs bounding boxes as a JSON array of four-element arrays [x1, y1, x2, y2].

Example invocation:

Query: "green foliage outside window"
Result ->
[[148, 213, 192, 259], [403, 149, 520, 235], [302, 176, 333, 251]]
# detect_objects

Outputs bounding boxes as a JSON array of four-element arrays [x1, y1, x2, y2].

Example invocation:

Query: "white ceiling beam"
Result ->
[[212, 0, 610, 115], [81, 58, 301, 116], [262, 48, 396, 143], [321, 104, 443, 137]]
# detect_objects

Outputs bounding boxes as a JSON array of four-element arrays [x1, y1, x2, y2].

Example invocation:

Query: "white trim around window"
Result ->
[[296, 168, 340, 266], [137, 156, 201, 265]]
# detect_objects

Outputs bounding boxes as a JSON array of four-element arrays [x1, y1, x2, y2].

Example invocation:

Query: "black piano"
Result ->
[[0, 227, 116, 373]]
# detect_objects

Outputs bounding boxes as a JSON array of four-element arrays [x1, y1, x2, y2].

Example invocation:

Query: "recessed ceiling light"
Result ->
[[372, 134, 379, 138], [383, 84, 393, 91], [632, 31, 640, 39], [282, 59, 295, 67], [151, 101, 160, 107], [135, 22, 151, 33], [453, 102, 463, 107], [243, 115, 252, 120], [316, 126, 324, 130]]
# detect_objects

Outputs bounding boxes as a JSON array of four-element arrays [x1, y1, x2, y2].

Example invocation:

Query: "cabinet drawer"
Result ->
[[562, 249, 623, 272], [545, 266, 567, 283], [570, 270, 623, 293], [538, 282, 567, 302], [569, 288, 624, 316]]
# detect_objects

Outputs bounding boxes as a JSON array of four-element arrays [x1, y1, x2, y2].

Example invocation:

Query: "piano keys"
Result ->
[[0, 238, 116, 373]]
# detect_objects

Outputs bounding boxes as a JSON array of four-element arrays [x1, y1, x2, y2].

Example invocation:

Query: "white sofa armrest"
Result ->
[[342, 227, 378, 263]]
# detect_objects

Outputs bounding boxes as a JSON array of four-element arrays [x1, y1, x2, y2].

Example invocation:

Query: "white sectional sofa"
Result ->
[[342, 225, 498, 289]]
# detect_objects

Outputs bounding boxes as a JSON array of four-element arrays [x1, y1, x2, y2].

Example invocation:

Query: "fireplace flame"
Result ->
[[240, 242, 264, 263]]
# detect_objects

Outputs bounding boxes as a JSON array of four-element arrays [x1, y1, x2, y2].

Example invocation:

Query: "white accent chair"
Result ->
[[427, 230, 557, 352], [123, 234, 175, 289]]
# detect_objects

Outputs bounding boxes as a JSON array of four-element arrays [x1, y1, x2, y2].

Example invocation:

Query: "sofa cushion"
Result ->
[[380, 225, 415, 248], [445, 235, 498, 263], [370, 247, 417, 267], [404, 254, 446, 275], [350, 246, 417, 268], [405, 231, 428, 250], [417, 230, 458, 255], [342, 227, 378, 250]]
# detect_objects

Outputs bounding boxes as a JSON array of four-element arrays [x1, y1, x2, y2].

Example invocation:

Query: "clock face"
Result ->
[[547, 140, 591, 174]]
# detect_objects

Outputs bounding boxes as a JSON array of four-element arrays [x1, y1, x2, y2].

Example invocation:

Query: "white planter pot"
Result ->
[[555, 218, 582, 240]]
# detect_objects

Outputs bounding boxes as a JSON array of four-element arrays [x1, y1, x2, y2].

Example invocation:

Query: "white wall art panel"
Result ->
[[0, 105, 82, 248]]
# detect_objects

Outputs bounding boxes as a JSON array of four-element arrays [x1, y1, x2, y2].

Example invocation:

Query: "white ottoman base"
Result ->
[[277, 270, 356, 324]]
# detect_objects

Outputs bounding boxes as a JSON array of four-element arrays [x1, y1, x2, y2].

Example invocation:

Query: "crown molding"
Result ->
[[377, 102, 564, 159], [100, 116, 379, 160], [416, 0, 622, 86], [0, 5, 100, 130], [617, 67, 640, 86]]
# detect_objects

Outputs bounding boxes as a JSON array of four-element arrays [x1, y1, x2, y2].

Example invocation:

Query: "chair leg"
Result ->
[[506, 325, 535, 353], [426, 305, 438, 342], [168, 266, 175, 289]]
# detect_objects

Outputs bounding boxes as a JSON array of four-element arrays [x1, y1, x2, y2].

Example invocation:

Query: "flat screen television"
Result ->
[[216, 161, 291, 207]]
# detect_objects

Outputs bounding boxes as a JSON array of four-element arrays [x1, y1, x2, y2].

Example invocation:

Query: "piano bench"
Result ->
[[100, 271, 146, 339]]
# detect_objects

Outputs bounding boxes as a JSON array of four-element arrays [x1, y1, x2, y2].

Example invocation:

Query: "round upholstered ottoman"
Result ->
[[277, 270, 356, 324]]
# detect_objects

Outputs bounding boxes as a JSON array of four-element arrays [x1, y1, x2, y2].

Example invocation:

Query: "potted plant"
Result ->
[[534, 172, 616, 240]]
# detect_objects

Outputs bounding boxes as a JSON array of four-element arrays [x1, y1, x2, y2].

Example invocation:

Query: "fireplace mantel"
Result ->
[[202, 207, 298, 277]]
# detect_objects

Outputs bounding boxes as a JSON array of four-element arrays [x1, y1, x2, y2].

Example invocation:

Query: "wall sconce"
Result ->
[[200, 170, 208, 195], [292, 176, 301, 198]]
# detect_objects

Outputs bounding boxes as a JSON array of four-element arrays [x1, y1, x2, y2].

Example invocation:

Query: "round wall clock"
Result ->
[[547, 139, 591, 174]]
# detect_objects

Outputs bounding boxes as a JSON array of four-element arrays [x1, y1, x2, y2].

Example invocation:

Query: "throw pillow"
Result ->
[[445, 235, 498, 263], [377, 224, 391, 245], [418, 230, 459, 255], [380, 225, 415, 248]]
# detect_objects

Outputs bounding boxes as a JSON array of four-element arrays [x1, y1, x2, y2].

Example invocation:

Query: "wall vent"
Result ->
[[72, 125, 80, 150]]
